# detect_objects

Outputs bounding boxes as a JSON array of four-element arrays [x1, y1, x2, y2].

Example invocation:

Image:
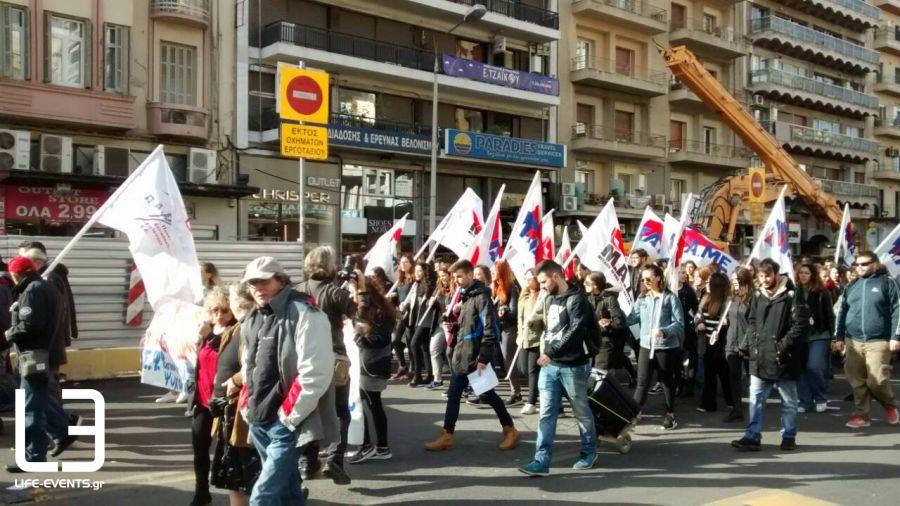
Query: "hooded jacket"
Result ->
[[747, 277, 810, 381], [835, 269, 899, 343], [448, 280, 498, 375], [543, 283, 592, 367], [240, 285, 336, 448], [627, 291, 684, 350], [587, 287, 626, 343], [7, 272, 65, 368]]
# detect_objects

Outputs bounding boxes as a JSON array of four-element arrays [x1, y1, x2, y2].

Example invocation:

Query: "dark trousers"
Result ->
[[634, 347, 680, 413], [409, 326, 433, 378], [517, 347, 540, 405], [726, 352, 747, 415], [443, 373, 513, 433], [191, 405, 214, 495], [681, 333, 699, 391], [392, 322, 409, 367], [700, 346, 733, 410], [22, 374, 50, 463], [302, 382, 350, 467], [361, 389, 388, 448]]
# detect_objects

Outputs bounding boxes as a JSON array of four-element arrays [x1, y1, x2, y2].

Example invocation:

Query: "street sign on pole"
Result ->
[[281, 124, 328, 160], [748, 167, 765, 203], [749, 202, 765, 225], [278, 65, 330, 125]]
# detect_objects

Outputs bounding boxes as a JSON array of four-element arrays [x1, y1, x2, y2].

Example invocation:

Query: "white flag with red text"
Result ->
[[467, 186, 504, 267], [429, 188, 483, 259], [365, 214, 408, 281], [572, 199, 633, 313], [541, 210, 555, 262], [505, 172, 544, 285], [834, 203, 857, 269], [676, 226, 738, 275], [749, 188, 795, 282], [555, 225, 574, 280], [874, 222, 900, 280], [631, 207, 665, 260]]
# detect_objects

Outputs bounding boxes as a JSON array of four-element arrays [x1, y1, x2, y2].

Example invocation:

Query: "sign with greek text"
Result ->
[[4, 186, 110, 223], [442, 54, 559, 96], [328, 124, 432, 155]]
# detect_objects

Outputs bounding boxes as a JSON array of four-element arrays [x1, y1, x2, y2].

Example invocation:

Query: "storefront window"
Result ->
[[340, 165, 416, 256]]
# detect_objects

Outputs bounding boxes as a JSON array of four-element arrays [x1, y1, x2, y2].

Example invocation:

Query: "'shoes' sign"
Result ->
[[16, 389, 105, 473]]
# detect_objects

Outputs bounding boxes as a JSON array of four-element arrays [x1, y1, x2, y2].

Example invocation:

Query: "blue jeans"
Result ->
[[22, 375, 50, 463], [533, 363, 596, 469], [249, 421, 304, 506], [745, 375, 798, 441], [798, 339, 830, 408]]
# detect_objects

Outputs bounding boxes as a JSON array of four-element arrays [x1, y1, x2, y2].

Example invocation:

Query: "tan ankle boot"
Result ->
[[498, 425, 519, 450], [424, 429, 454, 451]]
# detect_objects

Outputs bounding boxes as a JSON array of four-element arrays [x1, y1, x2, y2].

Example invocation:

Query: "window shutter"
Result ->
[[122, 26, 130, 94], [83, 19, 92, 88], [23, 7, 30, 80], [43, 12, 50, 82], [0, 6, 8, 79]]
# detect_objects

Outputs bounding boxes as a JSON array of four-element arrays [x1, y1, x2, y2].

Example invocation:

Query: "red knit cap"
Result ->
[[7, 256, 36, 276]]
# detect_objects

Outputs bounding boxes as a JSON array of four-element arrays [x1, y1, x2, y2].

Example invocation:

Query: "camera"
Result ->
[[337, 255, 358, 283]]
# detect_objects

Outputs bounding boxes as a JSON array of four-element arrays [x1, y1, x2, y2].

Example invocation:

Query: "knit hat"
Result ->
[[7, 256, 36, 276]]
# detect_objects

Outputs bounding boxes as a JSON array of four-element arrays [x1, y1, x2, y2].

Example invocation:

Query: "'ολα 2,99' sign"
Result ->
[[4, 186, 111, 223]]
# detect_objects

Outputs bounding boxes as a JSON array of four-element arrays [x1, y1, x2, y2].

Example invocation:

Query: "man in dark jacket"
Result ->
[[18, 241, 77, 344], [297, 245, 356, 485], [519, 260, 597, 476], [834, 251, 900, 428], [425, 260, 518, 452], [4, 257, 61, 471], [732, 258, 809, 452]]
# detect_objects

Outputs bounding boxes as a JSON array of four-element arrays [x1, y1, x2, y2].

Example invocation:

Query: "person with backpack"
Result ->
[[628, 264, 685, 430], [518, 260, 598, 476]]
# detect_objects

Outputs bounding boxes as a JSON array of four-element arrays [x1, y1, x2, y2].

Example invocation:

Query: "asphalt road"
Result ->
[[0, 369, 897, 505]]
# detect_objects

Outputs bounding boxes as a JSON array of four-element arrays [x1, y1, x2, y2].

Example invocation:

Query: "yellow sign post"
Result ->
[[748, 166, 766, 203], [280, 124, 328, 160]]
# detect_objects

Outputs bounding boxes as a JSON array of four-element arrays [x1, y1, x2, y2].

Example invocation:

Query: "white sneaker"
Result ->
[[521, 403, 537, 415], [175, 392, 189, 404], [815, 402, 828, 413], [155, 391, 178, 403]]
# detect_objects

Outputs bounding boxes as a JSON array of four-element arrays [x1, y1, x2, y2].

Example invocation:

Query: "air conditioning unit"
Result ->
[[492, 37, 507, 55], [562, 195, 578, 212], [188, 147, 218, 184], [561, 182, 576, 196], [887, 148, 900, 158], [93, 146, 131, 177], [39, 134, 73, 173], [753, 95, 766, 107], [573, 123, 587, 136], [653, 194, 666, 207], [0, 129, 31, 171]]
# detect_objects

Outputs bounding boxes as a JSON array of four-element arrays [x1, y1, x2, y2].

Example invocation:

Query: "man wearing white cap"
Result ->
[[238, 257, 335, 506]]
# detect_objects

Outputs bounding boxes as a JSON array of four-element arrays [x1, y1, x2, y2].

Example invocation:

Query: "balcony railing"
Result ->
[[668, 140, 750, 158], [330, 112, 434, 137], [449, 0, 559, 29], [573, 124, 667, 148], [875, 25, 900, 43], [670, 17, 738, 43], [750, 16, 880, 65], [150, 0, 209, 21], [261, 21, 434, 71], [750, 68, 878, 109], [875, 116, 900, 127], [828, 0, 882, 20], [585, 0, 668, 24], [571, 55, 668, 84], [815, 178, 880, 198], [781, 123, 880, 153]]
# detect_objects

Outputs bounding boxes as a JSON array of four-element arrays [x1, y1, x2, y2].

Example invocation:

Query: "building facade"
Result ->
[[0, 0, 250, 240], [874, 0, 900, 231], [236, 0, 564, 254]]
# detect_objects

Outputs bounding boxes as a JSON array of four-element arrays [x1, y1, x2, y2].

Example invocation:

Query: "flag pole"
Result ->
[[651, 194, 695, 359], [42, 144, 166, 279], [833, 203, 849, 266]]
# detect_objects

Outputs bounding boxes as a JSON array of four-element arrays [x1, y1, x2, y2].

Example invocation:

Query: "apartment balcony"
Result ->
[[874, 73, 900, 97], [257, 21, 559, 109], [750, 16, 880, 75], [777, 0, 880, 31], [815, 178, 880, 202], [667, 140, 751, 168], [146, 102, 209, 141], [668, 18, 747, 59], [570, 56, 667, 96], [875, 0, 900, 16], [765, 121, 879, 163], [150, 0, 209, 29], [749, 68, 878, 119], [254, 110, 434, 147], [571, 0, 668, 35], [571, 124, 667, 160], [873, 167, 900, 181], [668, 81, 705, 110], [0, 79, 134, 130], [875, 117, 900, 139], [874, 26, 900, 56]]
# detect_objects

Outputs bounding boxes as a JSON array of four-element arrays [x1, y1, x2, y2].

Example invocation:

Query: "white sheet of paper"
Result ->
[[629, 324, 641, 341], [467, 363, 499, 396]]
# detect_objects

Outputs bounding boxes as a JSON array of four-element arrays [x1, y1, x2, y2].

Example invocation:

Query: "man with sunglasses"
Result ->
[[835, 251, 900, 429]]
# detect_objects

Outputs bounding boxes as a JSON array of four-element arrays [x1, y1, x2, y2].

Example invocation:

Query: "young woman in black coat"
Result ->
[[584, 271, 634, 385]]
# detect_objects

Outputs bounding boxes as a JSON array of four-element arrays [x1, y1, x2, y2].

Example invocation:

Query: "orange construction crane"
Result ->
[[661, 45, 843, 245]]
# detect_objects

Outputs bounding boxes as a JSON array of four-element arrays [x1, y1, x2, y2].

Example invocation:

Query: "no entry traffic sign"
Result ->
[[278, 66, 329, 124]]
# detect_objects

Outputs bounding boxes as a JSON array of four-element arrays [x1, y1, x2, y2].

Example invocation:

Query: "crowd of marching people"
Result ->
[[1, 236, 898, 505]]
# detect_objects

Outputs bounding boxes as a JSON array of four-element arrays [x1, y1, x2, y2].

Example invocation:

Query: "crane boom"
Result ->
[[662, 45, 844, 240]]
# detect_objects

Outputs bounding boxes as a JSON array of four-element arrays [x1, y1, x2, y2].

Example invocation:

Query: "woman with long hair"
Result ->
[[347, 274, 396, 464], [407, 261, 438, 387], [677, 268, 700, 399], [585, 271, 634, 386], [474, 264, 492, 288], [692, 265, 713, 299], [201, 262, 220, 296], [696, 272, 734, 413], [491, 260, 521, 406], [516, 269, 543, 415], [390, 254, 415, 380], [368, 267, 392, 295], [721, 267, 753, 422], [628, 264, 685, 430], [797, 262, 835, 413], [426, 267, 455, 390]]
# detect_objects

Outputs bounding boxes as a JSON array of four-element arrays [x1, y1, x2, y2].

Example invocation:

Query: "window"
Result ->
[[670, 178, 686, 203], [338, 89, 375, 122], [575, 103, 594, 135], [160, 42, 197, 106], [1, 3, 27, 79], [48, 14, 88, 88], [703, 127, 716, 153], [488, 112, 513, 137], [575, 169, 594, 194], [104, 24, 128, 93], [455, 107, 483, 132], [615, 47, 633, 76], [671, 4, 686, 30], [779, 111, 807, 127], [669, 120, 685, 151], [575, 38, 592, 70], [812, 119, 840, 134], [811, 166, 841, 180], [615, 110, 634, 141], [844, 126, 860, 138], [457, 40, 486, 62], [702, 14, 717, 34]]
